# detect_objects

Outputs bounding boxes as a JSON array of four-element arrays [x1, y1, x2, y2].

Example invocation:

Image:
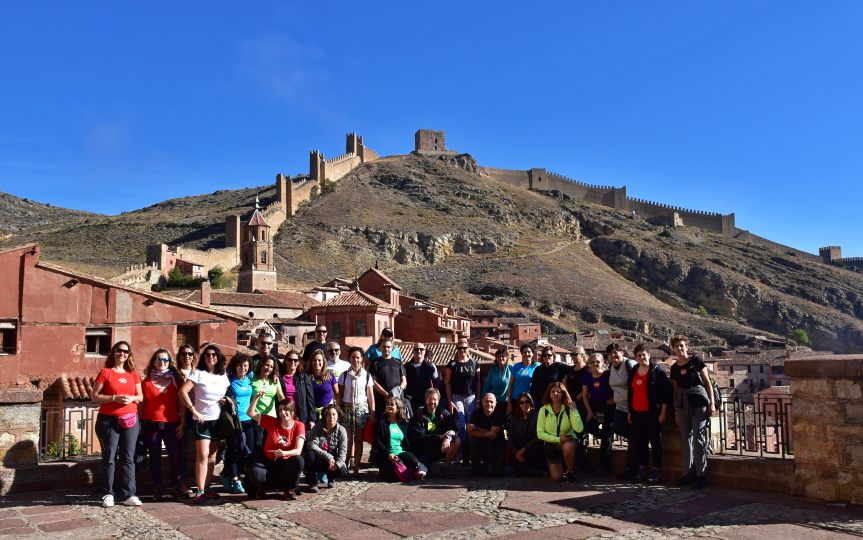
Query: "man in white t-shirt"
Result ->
[[326, 342, 351, 379]]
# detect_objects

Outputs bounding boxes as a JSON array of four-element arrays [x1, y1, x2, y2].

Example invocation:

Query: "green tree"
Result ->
[[208, 266, 225, 289], [167, 266, 184, 286], [696, 305, 709, 316], [792, 328, 811, 346]]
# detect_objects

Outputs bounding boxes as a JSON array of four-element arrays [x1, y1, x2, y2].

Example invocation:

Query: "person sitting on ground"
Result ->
[[408, 388, 459, 474], [309, 349, 339, 415], [336, 347, 375, 475], [404, 344, 440, 413], [581, 353, 614, 474], [537, 381, 583, 483], [508, 344, 538, 414], [246, 394, 306, 500], [279, 350, 316, 430], [530, 345, 570, 407], [507, 392, 544, 477], [373, 397, 427, 482], [482, 348, 512, 413], [325, 342, 351, 379], [627, 344, 672, 484], [466, 393, 507, 476], [304, 404, 348, 492], [366, 327, 403, 364]]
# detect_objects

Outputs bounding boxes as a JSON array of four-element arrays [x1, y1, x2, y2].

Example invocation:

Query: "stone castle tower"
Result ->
[[237, 208, 277, 293]]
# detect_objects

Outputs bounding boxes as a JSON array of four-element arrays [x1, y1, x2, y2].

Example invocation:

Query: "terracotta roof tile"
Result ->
[[59, 376, 95, 400], [399, 342, 495, 365], [255, 289, 320, 308], [316, 290, 397, 309]]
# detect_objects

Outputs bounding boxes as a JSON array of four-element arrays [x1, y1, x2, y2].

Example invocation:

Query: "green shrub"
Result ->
[[208, 266, 226, 289], [697, 305, 709, 316], [792, 328, 811, 346]]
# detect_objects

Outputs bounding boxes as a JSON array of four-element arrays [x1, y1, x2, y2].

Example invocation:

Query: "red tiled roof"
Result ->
[[255, 289, 320, 308], [187, 290, 283, 308], [315, 290, 397, 309], [60, 376, 95, 400], [400, 342, 496, 365], [247, 209, 270, 227], [360, 268, 402, 290]]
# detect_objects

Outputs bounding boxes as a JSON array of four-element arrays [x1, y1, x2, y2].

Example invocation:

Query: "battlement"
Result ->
[[545, 170, 617, 191], [819, 246, 842, 263], [629, 197, 722, 217]]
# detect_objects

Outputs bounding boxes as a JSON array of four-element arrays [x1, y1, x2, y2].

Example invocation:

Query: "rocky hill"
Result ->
[[2, 154, 862, 352], [0, 192, 100, 235]]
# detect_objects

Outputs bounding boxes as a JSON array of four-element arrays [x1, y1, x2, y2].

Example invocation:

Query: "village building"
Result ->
[[462, 308, 499, 340], [0, 244, 245, 469], [705, 346, 833, 396], [496, 317, 542, 344]]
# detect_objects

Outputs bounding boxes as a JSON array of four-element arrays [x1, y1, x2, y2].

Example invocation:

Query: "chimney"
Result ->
[[200, 281, 211, 308]]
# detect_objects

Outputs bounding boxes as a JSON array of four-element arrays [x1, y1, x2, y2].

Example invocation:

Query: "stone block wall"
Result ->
[[0, 389, 42, 469], [786, 355, 863, 505]]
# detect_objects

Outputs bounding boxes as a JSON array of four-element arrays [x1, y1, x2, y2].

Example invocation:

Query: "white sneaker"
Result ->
[[120, 495, 142, 506], [101, 494, 115, 508]]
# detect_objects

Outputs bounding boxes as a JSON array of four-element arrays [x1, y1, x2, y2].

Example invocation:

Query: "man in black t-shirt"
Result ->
[[302, 324, 329, 367], [565, 346, 589, 471], [404, 345, 439, 412], [370, 339, 406, 418], [530, 345, 570, 406], [466, 393, 507, 476]]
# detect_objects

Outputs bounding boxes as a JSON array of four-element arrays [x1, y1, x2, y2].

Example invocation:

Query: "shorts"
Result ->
[[194, 420, 219, 440], [340, 402, 370, 430], [543, 442, 564, 464]]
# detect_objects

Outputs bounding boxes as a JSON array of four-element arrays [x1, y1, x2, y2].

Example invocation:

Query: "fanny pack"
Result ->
[[118, 412, 138, 429]]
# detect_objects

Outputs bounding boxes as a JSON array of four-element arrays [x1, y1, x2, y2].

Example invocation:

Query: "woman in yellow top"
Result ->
[[536, 381, 584, 483], [251, 357, 284, 418]]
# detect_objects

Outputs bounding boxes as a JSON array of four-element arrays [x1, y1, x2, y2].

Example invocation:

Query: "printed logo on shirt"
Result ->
[[680, 368, 687, 376], [635, 379, 643, 386], [593, 382, 600, 388], [276, 434, 289, 446], [427, 419, 437, 432], [118, 378, 127, 384]]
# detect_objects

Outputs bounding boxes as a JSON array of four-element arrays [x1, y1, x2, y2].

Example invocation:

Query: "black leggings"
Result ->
[[378, 451, 427, 482], [305, 450, 347, 480], [247, 455, 305, 492], [629, 410, 663, 469]]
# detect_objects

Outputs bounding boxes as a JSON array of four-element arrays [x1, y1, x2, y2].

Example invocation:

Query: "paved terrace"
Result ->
[[1, 471, 862, 539]]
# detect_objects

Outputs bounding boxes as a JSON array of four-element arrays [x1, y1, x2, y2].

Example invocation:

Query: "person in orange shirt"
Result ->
[[141, 348, 185, 501], [93, 341, 144, 508], [627, 344, 672, 484]]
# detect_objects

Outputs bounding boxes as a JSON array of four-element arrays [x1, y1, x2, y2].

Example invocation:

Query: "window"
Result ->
[[332, 321, 342, 338], [273, 313, 279, 318], [85, 328, 111, 356], [176, 325, 198, 350], [0, 321, 17, 354], [747, 366, 752, 373], [772, 366, 784, 375], [261, 252, 267, 264], [288, 336, 296, 344], [760, 366, 764, 373], [355, 320, 367, 336], [729, 378, 735, 388], [248, 311, 255, 318]]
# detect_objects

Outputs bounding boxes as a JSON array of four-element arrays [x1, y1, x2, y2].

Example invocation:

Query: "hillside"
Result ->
[[2, 154, 862, 352], [0, 192, 101, 236]]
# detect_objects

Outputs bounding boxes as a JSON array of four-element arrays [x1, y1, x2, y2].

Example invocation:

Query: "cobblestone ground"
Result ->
[[1, 469, 862, 539]]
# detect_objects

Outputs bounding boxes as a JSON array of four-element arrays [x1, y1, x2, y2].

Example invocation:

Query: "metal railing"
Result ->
[[39, 403, 102, 460], [716, 390, 793, 459]]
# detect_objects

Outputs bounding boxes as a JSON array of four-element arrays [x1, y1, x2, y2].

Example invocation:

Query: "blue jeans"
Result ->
[[141, 420, 182, 489]]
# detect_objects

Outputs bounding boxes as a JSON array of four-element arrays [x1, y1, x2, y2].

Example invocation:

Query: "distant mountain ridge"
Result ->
[[2, 153, 862, 352]]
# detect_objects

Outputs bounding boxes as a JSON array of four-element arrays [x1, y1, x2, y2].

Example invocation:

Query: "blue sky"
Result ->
[[1, 2, 861, 256]]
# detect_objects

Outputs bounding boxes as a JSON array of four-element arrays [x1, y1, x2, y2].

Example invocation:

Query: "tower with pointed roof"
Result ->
[[237, 206, 277, 293]]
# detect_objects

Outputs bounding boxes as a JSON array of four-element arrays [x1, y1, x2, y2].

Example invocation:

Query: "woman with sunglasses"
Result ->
[[175, 344, 196, 494], [506, 392, 544, 477], [246, 395, 306, 500], [141, 348, 184, 501], [445, 338, 480, 457], [308, 349, 339, 415], [336, 347, 375, 475], [279, 350, 316, 430], [180, 344, 230, 503], [530, 345, 569, 408], [93, 341, 143, 508]]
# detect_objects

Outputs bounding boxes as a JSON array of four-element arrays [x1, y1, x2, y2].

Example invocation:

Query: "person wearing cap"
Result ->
[[366, 327, 403, 365], [325, 342, 351, 380], [302, 324, 330, 366]]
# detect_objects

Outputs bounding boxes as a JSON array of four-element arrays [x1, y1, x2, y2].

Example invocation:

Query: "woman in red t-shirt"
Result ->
[[141, 348, 185, 501], [93, 341, 143, 508], [245, 393, 306, 500], [626, 344, 672, 484]]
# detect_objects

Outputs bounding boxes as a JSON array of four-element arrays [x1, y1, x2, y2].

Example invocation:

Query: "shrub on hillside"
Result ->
[[792, 328, 811, 346]]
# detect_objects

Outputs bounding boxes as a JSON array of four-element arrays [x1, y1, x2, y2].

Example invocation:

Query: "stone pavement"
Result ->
[[1, 471, 862, 539]]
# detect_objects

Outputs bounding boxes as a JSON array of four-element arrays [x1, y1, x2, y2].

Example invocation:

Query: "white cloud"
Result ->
[[236, 36, 327, 99]]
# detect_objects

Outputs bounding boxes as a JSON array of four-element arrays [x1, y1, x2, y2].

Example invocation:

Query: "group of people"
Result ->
[[93, 327, 716, 508]]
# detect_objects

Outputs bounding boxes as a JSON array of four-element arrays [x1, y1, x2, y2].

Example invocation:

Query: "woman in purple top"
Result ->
[[579, 353, 615, 473], [309, 350, 339, 412]]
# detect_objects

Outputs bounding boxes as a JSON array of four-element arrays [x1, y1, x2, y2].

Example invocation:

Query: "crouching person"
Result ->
[[374, 397, 428, 482], [537, 382, 584, 483], [246, 393, 305, 500], [467, 393, 507, 476], [409, 388, 459, 475], [305, 404, 348, 492]]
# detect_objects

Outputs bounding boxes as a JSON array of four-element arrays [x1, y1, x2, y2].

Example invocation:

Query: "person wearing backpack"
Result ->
[[669, 335, 715, 489], [336, 347, 375, 475], [536, 382, 584, 483], [627, 344, 672, 484], [606, 343, 638, 480]]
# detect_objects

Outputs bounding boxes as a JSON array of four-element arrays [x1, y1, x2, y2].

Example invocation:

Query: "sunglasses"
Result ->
[[316, 330, 328, 334], [154, 358, 170, 364], [519, 400, 531, 405], [204, 352, 218, 357], [286, 358, 300, 363], [261, 342, 273, 346], [457, 347, 468, 351], [416, 349, 426, 353], [180, 351, 194, 356], [328, 349, 340, 353], [115, 349, 130, 355]]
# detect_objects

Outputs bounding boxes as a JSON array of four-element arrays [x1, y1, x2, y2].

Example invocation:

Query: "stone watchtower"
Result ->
[[819, 246, 842, 264], [415, 129, 446, 153], [237, 209, 277, 293]]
